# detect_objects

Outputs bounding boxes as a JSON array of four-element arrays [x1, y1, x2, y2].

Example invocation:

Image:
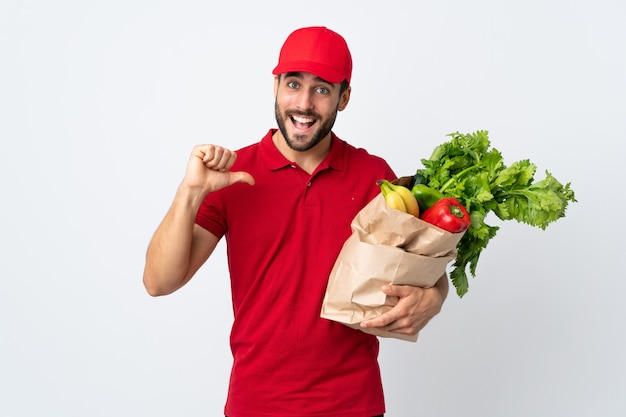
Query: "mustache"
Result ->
[[287, 110, 320, 119]]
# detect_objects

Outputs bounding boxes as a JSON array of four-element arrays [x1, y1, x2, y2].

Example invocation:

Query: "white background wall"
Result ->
[[1, 1, 624, 416]]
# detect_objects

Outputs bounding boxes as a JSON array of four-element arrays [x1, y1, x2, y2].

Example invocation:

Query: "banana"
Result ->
[[383, 187, 407, 212], [389, 182, 420, 217], [378, 180, 420, 217]]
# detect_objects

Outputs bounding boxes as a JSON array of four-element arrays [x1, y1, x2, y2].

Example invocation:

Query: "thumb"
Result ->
[[229, 171, 255, 186]]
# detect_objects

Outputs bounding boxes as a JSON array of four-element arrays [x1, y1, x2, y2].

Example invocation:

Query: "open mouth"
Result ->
[[290, 114, 316, 130]]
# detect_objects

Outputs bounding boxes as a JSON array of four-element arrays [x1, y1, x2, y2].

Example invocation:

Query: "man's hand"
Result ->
[[142, 144, 254, 297], [184, 144, 255, 193], [360, 276, 449, 338]]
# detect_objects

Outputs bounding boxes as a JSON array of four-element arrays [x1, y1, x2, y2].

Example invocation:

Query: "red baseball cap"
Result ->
[[272, 26, 352, 85]]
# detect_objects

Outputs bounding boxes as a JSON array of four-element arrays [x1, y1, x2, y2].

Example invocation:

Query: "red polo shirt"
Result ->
[[196, 129, 396, 417]]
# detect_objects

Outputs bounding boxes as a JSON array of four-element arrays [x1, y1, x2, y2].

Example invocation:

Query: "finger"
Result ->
[[359, 286, 406, 329], [193, 145, 236, 172], [361, 316, 415, 336], [202, 146, 227, 170], [229, 171, 255, 186], [191, 145, 209, 161], [380, 284, 413, 298], [360, 310, 398, 329], [212, 149, 237, 172]]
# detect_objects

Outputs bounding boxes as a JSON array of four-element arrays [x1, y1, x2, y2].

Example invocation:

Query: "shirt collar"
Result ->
[[260, 128, 346, 172]]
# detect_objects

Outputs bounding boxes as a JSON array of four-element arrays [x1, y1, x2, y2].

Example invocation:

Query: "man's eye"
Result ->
[[287, 81, 299, 89], [316, 87, 330, 94]]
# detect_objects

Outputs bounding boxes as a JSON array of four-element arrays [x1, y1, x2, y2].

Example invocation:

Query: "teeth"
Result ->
[[293, 115, 314, 124]]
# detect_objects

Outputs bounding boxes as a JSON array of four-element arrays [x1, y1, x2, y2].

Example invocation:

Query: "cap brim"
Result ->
[[272, 61, 345, 84]]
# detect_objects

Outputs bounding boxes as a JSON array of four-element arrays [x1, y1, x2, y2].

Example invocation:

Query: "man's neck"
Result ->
[[272, 131, 332, 174]]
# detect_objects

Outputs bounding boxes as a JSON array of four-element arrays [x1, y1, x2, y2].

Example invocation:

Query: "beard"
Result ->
[[274, 101, 338, 152]]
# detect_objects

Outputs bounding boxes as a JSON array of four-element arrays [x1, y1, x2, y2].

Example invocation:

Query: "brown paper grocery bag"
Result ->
[[320, 191, 465, 342]]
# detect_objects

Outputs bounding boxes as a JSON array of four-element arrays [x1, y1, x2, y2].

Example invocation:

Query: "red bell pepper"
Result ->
[[420, 197, 471, 233]]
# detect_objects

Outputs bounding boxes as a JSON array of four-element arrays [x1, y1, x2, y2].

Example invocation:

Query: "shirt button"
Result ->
[[290, 164, 296, 168], [307, 181, 312, 187]]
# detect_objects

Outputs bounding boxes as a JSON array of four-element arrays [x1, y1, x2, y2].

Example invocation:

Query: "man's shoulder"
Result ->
[[335, 135, 391, 168], [234, 141, 262, 155], [346, 142, 386, 161]]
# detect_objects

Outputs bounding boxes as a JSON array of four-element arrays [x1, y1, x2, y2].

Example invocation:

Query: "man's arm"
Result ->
[[359, 273, 449, 337], [143, 185, 220, 296], [142, 144, 254, 296]]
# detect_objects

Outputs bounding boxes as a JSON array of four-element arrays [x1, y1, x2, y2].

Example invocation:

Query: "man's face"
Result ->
[[274, 72, 350, 152]]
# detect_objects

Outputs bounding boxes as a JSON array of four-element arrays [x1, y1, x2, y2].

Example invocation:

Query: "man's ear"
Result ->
[[338, 86, 351, 111], [273, 75, 280, 97]]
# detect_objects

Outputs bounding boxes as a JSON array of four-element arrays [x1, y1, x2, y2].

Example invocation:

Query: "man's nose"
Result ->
[[295, 89, 314, 110]]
